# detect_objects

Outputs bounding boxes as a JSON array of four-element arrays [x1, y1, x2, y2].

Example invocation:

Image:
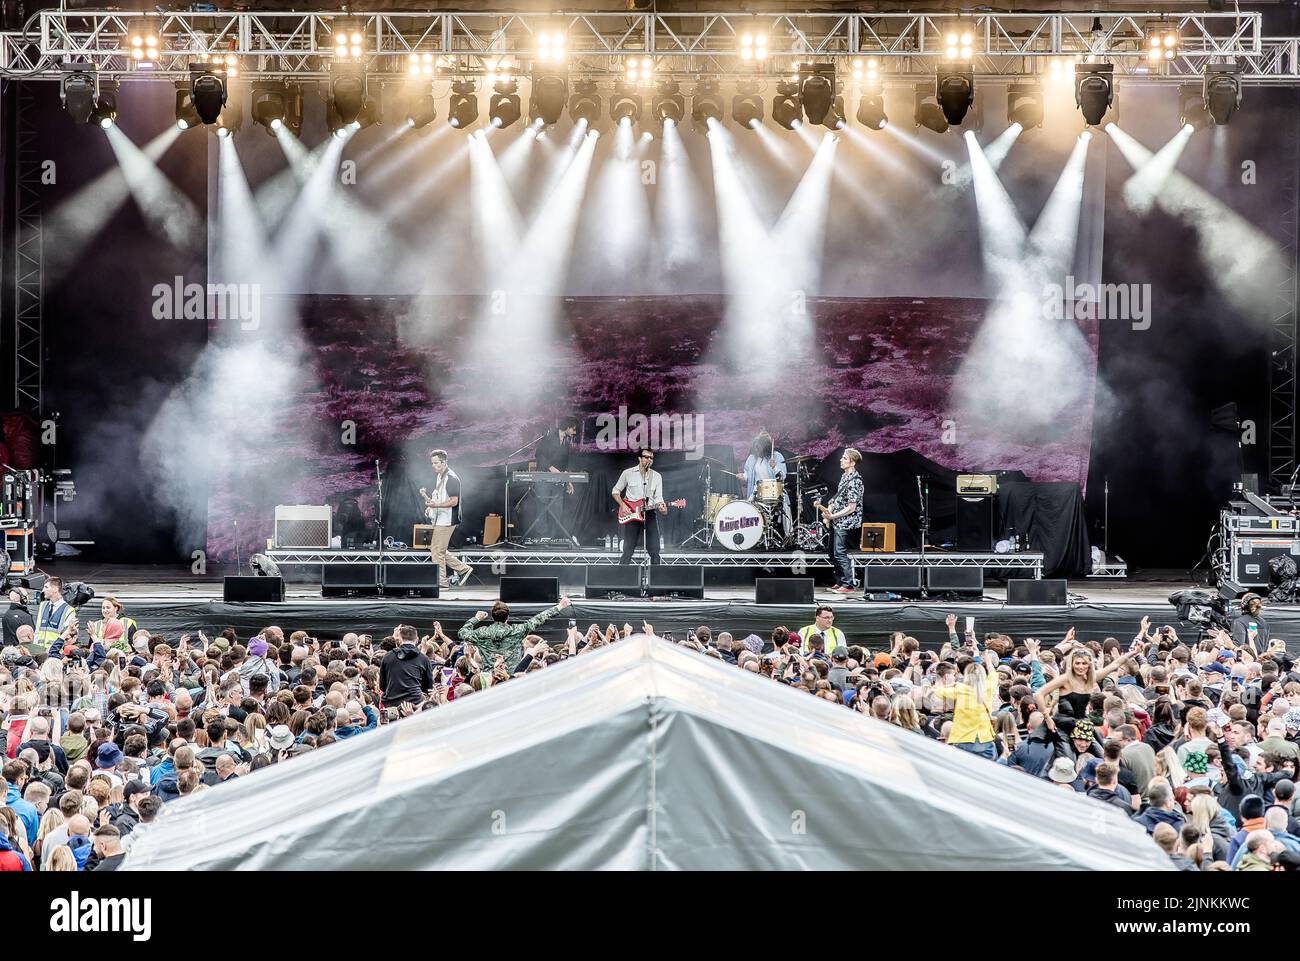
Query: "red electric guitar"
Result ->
[[617, 498, 687, 525]]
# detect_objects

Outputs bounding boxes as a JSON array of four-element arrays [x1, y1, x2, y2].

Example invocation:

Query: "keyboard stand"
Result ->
[[518, 487, 580, 547]]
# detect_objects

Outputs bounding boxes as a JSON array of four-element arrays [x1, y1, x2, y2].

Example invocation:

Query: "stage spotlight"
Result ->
[[914, 85, 948, 133], [850, 57, 880, 87], [60, 63, 97, 125], [1046, 56, 1078, 86], [610, 81, 642, 124], [330, 61, 365, 125], [536, 29, 567, 63], [250, 553, 282, 578], [1006, 82, 1043, 129], [1178, 83, 1212, 131], [856, 93, 886, 129], [772, 79, 802, 129], [1204, 62, 1242, 126], [732, 81, 763, 128], [189, 64, 228, 125], [489, 79, 522, 128], [1146, 22, 1180, 63], [90, 80, 119, 129], [936, 66, 974, 126], [333, 21, 365, 62], [943, 23, 976, 62], [653, 80, 685, 124], [692, 80, 723, 129], [127, 18, 161, 66], [408, 52, 436, 79], [798, 64, 836, 125], [739, 32, 768, 63], [404, 86, 436, 128], [625, 56, 653, 86], [530, 71, 568, 126], [252, 81, 302, 137], [1074, 61, 1114, 126], [448, 80, 479, 129], [568, 79, 601, 126]]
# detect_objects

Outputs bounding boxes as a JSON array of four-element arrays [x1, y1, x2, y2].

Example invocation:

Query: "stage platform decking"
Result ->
[[19, 561, 1299, 654]]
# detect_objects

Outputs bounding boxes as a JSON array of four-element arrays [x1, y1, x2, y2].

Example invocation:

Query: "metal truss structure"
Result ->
[[0, 9, 1296, 84], [10, 81, 41, 413], [1269, 95, 1300, 489], [265, 547, 1045, 576]]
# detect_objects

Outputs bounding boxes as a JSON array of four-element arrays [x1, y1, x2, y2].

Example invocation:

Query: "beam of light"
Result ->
[[1025, 132, 1091, 286], [964, 129, 1027, 289], [254, 137, 339, 231], [1106, 121, 1285, 316], [835, 124, 904, 210], [348, 121, 411, 170], [707, 118, 833, 372], [268, 133, 346, 299], [492, 122, 539, 190], [103, 123, 203, 255], [951, 131, 1096, 451], [651, 113, 708, 287], [396, 134, 473, 216], [1110, 122, 1194, 214], [881, 120, 957, 168], [580, 117, 651, 292], [469, 128, 525, 269], [982, 122, 1023, 171], [273, 122, 310, 170], [527, 120, 589, 223], [366, 122, 452, 193], [458, 130, 598, 415], [215, 134, 272, 288], [43, 125, 182, 285], [793, 120, 823, 150], [751, 120, 802, 174]]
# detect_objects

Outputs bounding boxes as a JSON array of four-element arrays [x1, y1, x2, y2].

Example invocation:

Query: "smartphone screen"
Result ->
[[965, 616, 975, 635]]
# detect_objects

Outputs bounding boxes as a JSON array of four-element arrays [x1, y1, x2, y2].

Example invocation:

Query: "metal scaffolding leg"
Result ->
[[12, 80, 41, 414], [1269, 89, 1300, 490]]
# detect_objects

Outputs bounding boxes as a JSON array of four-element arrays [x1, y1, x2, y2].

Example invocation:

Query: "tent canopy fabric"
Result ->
[[123, 637, 1172, 871]]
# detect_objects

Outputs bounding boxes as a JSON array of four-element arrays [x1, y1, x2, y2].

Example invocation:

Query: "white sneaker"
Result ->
[[453, 567, 474, 587]]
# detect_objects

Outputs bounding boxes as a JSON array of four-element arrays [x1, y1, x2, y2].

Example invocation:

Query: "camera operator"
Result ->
[[1229, 593, 1270, 651], [2, 587, 33, 648]]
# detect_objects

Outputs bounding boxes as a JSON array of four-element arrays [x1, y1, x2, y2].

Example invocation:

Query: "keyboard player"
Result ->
[[531, 416, 579, 542]]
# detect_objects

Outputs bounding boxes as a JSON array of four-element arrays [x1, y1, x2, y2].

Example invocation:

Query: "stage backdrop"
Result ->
[[203, 293, 1099, 560]]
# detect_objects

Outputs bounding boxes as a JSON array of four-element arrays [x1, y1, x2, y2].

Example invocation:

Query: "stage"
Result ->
[[27, 560, 1300, 654]]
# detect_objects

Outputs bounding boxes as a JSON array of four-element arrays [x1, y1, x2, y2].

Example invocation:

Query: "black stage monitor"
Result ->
[[1007, 578, 1067, 606], [500, 576, 560, 604], [224, 575, 285, 603], [755, 578, 815, 605]]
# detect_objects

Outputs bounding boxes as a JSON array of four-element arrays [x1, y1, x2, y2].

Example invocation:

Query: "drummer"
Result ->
[[743, 430, 792, 535]]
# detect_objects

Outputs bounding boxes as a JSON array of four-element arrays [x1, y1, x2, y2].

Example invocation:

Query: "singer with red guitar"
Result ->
[[613, 448, 678, 565]]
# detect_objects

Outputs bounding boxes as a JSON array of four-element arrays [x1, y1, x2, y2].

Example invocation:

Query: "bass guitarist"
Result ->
[[612, 447, 665, 565]]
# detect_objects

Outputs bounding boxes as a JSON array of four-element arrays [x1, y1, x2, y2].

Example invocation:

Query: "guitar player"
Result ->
[[612, 448, 665, 565], [420, 448, 474, 590]]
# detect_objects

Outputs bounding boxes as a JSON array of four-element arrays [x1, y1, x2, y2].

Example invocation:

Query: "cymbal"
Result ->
[[786, 455, 819, 464]]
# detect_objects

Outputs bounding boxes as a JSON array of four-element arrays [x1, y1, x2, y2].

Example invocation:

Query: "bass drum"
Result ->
[[713, 500, 765, 551]]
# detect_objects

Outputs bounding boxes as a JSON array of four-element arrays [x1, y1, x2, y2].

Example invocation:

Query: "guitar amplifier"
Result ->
[[274, 506, 331, 548], [957, 473, 999, 495], [413, 524, 434, 549], [860, 522, 895, 552]]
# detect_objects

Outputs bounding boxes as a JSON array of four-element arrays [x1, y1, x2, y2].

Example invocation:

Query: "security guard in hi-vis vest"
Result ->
[[35, 576, 75, 658]]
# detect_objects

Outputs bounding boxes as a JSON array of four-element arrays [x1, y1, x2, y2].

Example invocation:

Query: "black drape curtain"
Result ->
[[371, 445, 1089, 575]]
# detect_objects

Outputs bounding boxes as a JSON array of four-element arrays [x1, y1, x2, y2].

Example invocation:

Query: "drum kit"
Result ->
[[684, 454, 828, 552]]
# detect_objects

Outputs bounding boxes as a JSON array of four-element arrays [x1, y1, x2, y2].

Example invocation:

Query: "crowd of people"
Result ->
[[1, 575, 1299, 871]]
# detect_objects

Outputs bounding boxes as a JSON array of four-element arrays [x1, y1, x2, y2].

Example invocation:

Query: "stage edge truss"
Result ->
[[2, 11, 1300, 83]]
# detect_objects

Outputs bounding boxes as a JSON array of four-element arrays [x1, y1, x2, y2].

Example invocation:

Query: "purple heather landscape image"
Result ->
[[204, 293, 1098, 560]]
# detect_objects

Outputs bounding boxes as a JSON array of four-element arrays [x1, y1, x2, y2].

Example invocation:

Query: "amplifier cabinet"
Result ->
[[274, 505, 331, 548]]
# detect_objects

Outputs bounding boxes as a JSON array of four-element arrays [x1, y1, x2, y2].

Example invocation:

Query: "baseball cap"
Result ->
[[832, 646, 849, 660], [123, 779, 151, 800]]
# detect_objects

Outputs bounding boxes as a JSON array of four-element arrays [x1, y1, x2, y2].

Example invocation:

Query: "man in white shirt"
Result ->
[[421, 448, 474, 590], [613, 448, 665, 565]]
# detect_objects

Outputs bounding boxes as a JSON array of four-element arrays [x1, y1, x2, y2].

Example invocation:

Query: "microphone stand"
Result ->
[[233, 519, 241, 576], [917, 475, 929, 592], [502, 432, 547, 547], [375, 459, 384, 589]]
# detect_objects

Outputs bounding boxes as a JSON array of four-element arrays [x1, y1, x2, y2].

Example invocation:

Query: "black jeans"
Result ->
[[830, 527, 854, 587], [620, 509, 662, 565]]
